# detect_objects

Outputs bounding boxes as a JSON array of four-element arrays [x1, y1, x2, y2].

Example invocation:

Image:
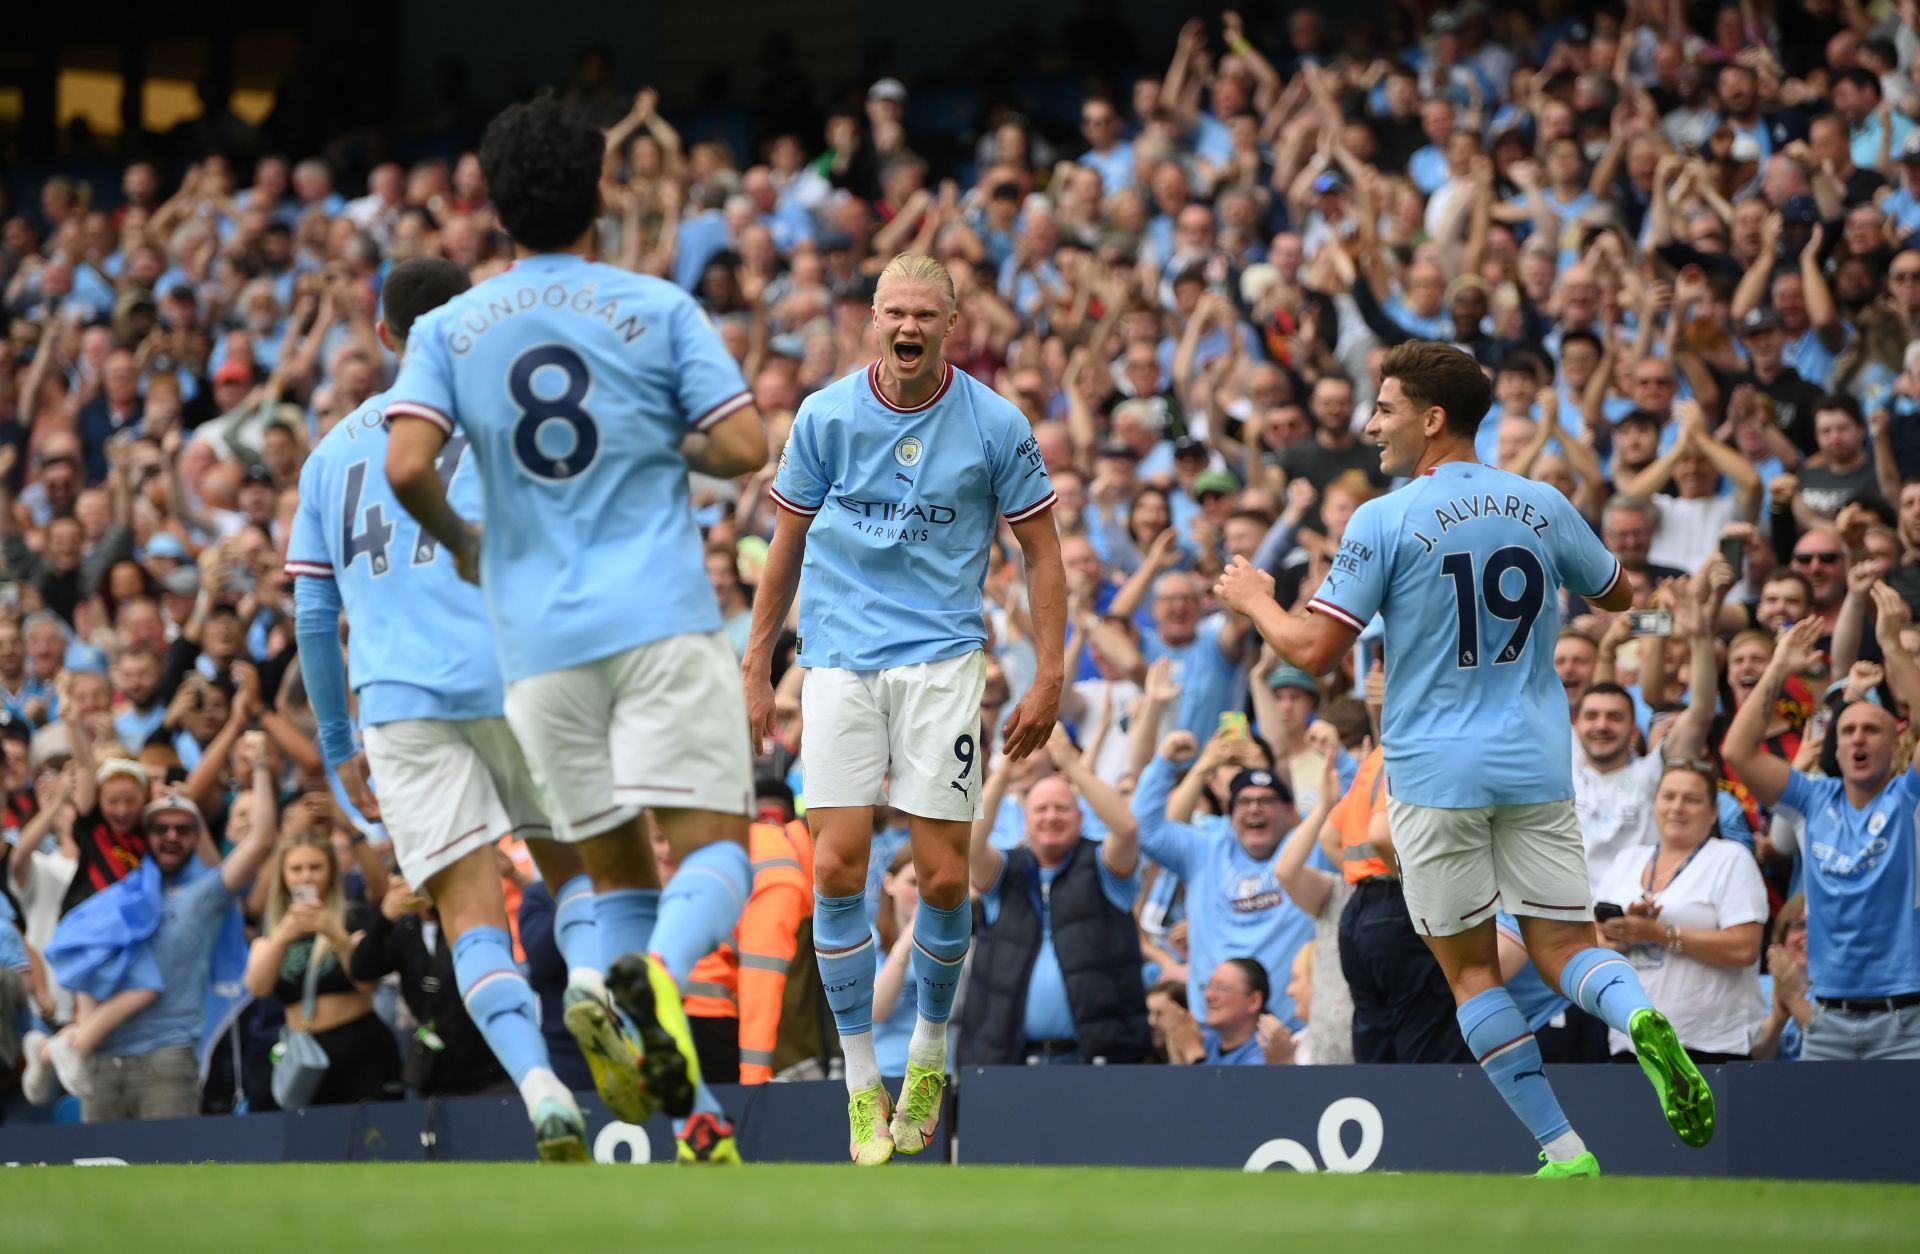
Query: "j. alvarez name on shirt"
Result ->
[[446, 283, 648, 354], [1411, 492, 1552, 553], [835, 495, 956, 543]]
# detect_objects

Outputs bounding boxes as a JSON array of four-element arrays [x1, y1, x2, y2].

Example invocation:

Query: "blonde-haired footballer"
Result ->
[[743, 254, 1066, 1164]]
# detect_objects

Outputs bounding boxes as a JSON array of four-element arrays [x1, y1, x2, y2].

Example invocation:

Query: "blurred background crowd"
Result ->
[[4, 0, 1920, 1126]]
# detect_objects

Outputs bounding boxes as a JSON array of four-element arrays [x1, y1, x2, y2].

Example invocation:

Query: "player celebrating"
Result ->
[[286, 257, 598, 1162], [742, 253, 1066, 1166], [383, 97, 769, 1163], [1215, 344, 1713, 1177]]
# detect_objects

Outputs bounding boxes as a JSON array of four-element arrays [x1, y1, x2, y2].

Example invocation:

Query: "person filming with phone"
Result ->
[[243, 828, 402, 1106], [1591, 759, 1769, 1064]]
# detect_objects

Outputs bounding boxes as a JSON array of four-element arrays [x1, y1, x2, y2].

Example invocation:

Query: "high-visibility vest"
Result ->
[[498, 836, 532, 963], [1331, 745, 1394, 885], [680, 820, 814, 1084]]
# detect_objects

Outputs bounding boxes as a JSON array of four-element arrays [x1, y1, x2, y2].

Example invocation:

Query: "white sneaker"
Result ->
[[20, 1030, 56, 1105], [47, 1029, 93, 1100]]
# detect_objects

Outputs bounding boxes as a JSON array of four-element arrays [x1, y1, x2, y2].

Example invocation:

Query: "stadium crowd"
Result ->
[[5, 0, 1920, 1126]]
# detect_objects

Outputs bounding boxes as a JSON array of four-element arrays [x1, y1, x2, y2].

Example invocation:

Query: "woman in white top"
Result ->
[[1595, 761, 1769, 1062]]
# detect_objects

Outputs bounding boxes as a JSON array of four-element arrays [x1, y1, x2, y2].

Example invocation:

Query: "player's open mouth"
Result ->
[[894, 342, 925, 366]]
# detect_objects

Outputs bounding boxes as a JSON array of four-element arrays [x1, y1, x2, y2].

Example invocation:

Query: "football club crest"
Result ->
[[895, 436, 924, 467]]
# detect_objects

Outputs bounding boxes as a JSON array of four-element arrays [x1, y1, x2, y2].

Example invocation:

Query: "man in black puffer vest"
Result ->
[[959, 737, 1151, 1066]]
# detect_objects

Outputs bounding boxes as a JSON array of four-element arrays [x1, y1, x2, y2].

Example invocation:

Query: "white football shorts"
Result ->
[[503, 630, 754, 841], [361, 717, 550, 889], [1385, 795, 1595, 938], [801, 649, 988, 821]]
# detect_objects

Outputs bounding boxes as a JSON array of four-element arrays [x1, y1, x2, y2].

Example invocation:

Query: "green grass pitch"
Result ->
[[5, 1163, 1919, 1254]]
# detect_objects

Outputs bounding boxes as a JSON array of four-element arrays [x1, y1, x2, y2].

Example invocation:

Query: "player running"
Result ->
[[1215, 343, 1713, 1177], [742, 253, 1067, 1166], [287, 257, 597, 1162], [383, 97, 768, 1163]]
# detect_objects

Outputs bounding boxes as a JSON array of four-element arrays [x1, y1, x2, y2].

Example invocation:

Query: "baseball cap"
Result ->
[[163, 565, 201, 597], [1429, 11, 1461, 34], [1193, 469, 1240, 499], [212, 359, 253, 387], [817, 228, 854, 253], [143, 793, 206, 829], [0, 710, 29, 746], [1311, 171, 1346, 195], [144, 533, 189, 562], [241, 463, 276, 488], [1267, 663, 1320, 696], [1728, 133, 1762, 164], [1228, 767, 1291, 808], [1172, 436, 1208, 462], [867, 78, 909, 105], [64, 642, 108, 676], [1739, 307, 1783, 335], [29, 726, 70, 772], [97, 757, 150, 789]]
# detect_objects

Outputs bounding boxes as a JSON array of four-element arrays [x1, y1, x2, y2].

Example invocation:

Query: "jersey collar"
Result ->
[[866, 361, 954, 413]]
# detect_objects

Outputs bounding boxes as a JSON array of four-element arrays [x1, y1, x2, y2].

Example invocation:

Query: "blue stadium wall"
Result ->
[[3, 1064, 1913, 1180]]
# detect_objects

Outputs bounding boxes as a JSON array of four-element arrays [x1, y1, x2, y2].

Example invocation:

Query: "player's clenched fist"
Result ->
[[1213, 555, 1275, 616]]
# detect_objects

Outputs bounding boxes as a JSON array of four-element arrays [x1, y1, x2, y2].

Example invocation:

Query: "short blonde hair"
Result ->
[[876, 253, 955, 308]]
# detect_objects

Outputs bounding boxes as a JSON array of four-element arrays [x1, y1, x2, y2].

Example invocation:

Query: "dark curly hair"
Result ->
[[382, 257, 470, 341], [478, 94, 603, 252]]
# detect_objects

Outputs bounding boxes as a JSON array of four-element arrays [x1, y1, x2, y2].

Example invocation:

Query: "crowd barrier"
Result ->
[[2, 1063, 1912, 1180]]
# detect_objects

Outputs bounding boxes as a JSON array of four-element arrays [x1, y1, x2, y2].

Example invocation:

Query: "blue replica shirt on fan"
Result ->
[[385, 253, 752, 683], [1131, 756, 1327, 1030], [286, 392, 503, 728], [1141, 615, 1249, 736], [1776, 767, 1920, 1001], [1309, 461, 1622, 808], [768, 361, 1056, 672]]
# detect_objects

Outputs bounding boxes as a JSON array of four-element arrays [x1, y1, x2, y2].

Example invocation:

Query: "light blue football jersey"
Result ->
[[1777, 767, 1920, 1001], [1309, 462, 1621, 808], [769, 362, 1056, 672], [384, 253, 753, 682], [285, 390, 502, 726]]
